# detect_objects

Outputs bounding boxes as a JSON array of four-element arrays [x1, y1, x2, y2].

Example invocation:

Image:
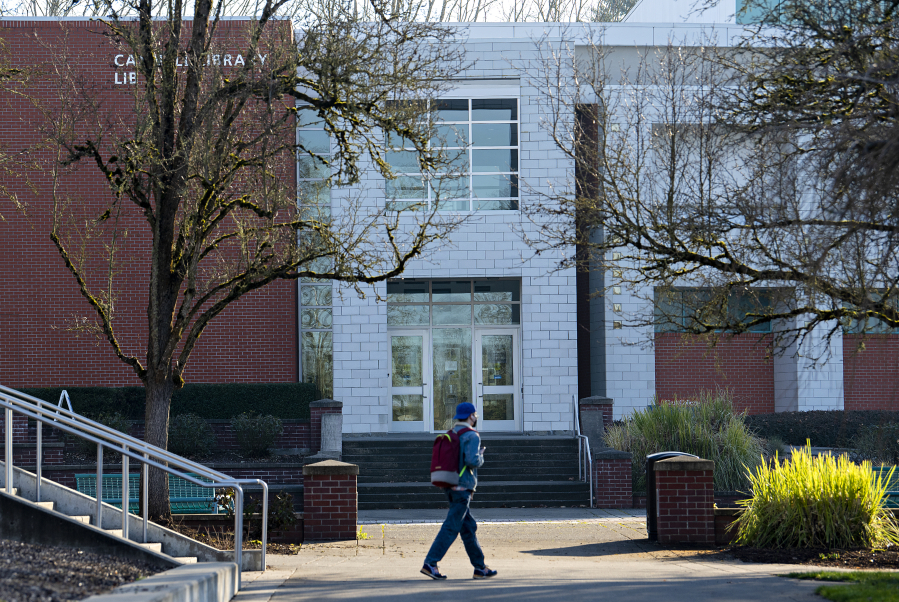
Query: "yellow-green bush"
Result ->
[[735, 445, 899, 549]]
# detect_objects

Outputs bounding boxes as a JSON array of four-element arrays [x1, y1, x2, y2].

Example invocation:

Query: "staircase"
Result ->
[[1, 462, 262, 569], [343, 435, 590, 510], [0, 384, 265, 585]]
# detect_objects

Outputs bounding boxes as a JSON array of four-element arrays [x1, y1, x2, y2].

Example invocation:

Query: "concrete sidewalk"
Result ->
[[233, 509, 824, 601], [358, 506, 645, 524]]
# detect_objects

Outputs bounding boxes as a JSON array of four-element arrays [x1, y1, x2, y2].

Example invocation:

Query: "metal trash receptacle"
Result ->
[[645, 451, 700, 541]]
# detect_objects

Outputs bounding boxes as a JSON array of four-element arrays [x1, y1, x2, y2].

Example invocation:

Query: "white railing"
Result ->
[[0, 384, 268, 592], [573, 395, 593, 508]]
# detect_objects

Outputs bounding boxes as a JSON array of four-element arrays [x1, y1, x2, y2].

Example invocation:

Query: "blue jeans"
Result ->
[[424, 489, 486, 569]]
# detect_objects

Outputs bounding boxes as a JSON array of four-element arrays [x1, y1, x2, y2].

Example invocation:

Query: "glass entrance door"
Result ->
[[475, 330, 520, 431], [389, 331, 430, 432]]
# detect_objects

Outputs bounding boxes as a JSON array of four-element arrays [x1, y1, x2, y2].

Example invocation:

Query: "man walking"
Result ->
[[421, 402, 498, 580]]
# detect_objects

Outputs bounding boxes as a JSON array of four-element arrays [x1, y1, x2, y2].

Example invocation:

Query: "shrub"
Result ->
[[735, 445, 899, 549], [168, 413, 217, 457], [603, 390, 765, 493], [744, 411, 899, 448], [852, 424, 899, 465], [231, 413, 283, 457], [77, 412, 132, 460], [19, 382, 319, 420]]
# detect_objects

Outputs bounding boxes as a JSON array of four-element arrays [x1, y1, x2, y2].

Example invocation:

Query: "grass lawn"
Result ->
[[785, 571, 899, 601]]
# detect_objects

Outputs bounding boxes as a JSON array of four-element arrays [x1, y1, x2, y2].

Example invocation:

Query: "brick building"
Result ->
[[0, 8, 896, 438]]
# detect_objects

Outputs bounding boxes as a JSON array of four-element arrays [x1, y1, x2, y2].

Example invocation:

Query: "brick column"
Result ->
[[579, 396, 613, 437], [302, 460, 358, 542], [593, 449, 632, 508], [654, 457, 715, 544], [309, 399, 342, 454]]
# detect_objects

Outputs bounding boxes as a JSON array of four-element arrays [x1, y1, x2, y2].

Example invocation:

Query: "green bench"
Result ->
[[75, 473, 219, 514], [872, 467, 899, 508]]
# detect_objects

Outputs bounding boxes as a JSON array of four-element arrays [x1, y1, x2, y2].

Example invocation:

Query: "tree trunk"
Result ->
[[143, 374, 175, 522]]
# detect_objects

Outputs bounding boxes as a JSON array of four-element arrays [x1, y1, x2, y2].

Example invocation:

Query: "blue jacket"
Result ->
[[454, 422, 484, 491]]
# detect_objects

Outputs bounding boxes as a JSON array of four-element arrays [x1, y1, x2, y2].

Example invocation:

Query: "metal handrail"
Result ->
[[573, 396, 593, 508], [0, 384, 268, 592]]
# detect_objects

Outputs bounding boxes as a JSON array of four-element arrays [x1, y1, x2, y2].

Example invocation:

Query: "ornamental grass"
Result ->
[[735, 445, 899, 549], [603, 390, 764, 492]]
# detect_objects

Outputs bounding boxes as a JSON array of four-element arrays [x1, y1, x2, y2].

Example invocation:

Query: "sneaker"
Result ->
[[421, 564, 447, 580], [473, 567, 498, 579]]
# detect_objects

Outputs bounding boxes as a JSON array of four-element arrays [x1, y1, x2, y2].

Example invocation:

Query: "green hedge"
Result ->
[[745, 411, 899, 447], [18, 383, 319, 420]]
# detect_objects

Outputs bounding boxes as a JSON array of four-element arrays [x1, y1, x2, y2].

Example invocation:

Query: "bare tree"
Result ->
[[523, 26, 899, 357], [14, 0, 466, 519]]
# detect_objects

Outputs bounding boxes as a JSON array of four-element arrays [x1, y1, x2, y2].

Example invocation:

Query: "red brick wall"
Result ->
[[303, 473, 357, 541], [0, 20, 297, 390], [593, 456, 632, 508], [843, 334, 899, 411], [655, 333, 774, 414], [655, 466, 715, 544]]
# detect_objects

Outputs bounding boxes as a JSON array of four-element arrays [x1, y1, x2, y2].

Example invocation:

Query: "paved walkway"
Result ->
[[234, 509, 824, 602]]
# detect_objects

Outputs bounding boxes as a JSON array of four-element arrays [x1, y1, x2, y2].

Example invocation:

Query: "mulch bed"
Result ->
[[713, 546, 899, 569], [164, 522, 301, 556], [0, 539, 162, 601]]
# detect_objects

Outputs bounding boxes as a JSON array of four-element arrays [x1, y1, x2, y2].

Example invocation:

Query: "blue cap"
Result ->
[[453, 402, 477, 420]]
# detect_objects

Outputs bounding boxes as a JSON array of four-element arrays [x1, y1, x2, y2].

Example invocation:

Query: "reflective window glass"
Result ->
[[434, 99, 469, 122], [387, 176, 426, 199], [473, 174, 518, 198], [431, 124, 468, 148], [472, 99, 517, 121], [433, 305, 471, 325], [473, 280, 520, 302], [387, 281, 429, 302], [298, 130, 330, 154], [472, 123, 517, 147], [472, 149, 517, 173], [387, 305, 430, 326], [432, 281, 472, 302]]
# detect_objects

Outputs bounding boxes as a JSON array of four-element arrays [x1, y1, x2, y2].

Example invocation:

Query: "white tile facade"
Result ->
[[322, 21, 856, 430]]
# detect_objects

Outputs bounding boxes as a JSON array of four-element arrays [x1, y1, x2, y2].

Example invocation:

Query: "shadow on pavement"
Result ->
[[519, 539, 650, 557], [272, 572, 820, 601]]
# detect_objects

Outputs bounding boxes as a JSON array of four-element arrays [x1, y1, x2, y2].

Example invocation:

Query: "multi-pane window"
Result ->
[[654, 288, 773, 333], [297, 106, 333, 398], [842, 295, 899, 334], [386, 279, 521, 327], [300, 284, 333, 399], [297, 107, 331, 218], [386, 99, 519, 212]]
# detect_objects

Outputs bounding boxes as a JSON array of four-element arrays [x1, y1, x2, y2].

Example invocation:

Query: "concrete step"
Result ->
[[34, 501, 55, 511], [174, 557, 198, 564], [69, 515, 91, 524], [104, 529, 124, 537], [139, 542, 164, 553]]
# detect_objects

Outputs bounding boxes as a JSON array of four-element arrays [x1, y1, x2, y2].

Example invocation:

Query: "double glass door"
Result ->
[[389, 329, 519, 432]]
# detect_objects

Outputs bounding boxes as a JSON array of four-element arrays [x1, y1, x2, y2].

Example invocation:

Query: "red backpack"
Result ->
[[430, 427, 474, 488]]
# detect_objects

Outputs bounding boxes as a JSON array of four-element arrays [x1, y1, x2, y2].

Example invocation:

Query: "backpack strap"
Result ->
[[454, 426, 476, 476]]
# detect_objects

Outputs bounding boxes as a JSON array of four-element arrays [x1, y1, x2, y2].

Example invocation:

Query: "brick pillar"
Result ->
[[302, 460, 358, 541], [593, 449, 632, 508], [654, 457, 715, 544], [579, 396, 613, 440], [309, 399, 342, 454]]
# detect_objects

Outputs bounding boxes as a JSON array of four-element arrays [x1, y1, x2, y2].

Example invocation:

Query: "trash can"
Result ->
[[645, 451, 700, 541]]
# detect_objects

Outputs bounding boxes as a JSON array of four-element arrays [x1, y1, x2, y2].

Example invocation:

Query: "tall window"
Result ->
[[297, 107, 334, 398], [387, 99, 519, 212]]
